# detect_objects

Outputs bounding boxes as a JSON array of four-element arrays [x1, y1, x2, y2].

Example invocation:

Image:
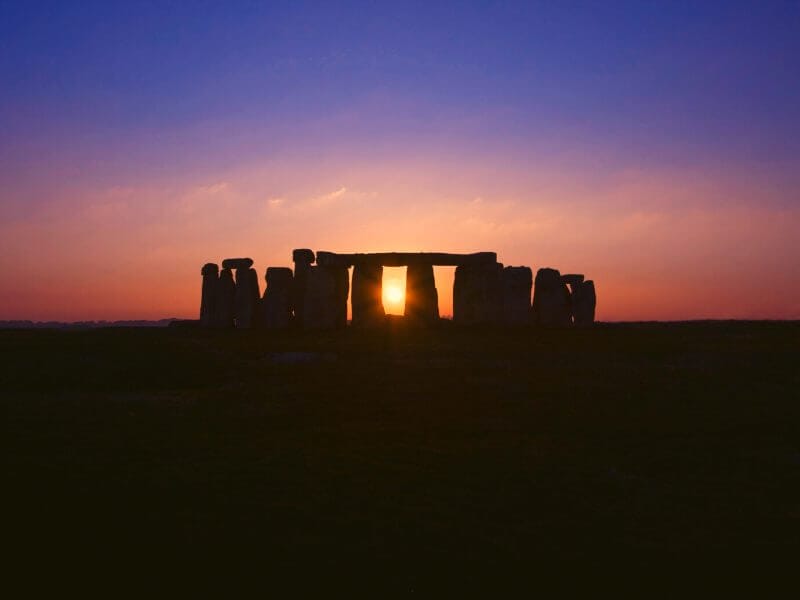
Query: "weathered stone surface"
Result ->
[[262, 267, 293, 329], [572, 280, 596, 326], [405, 263, 439, 324], [215, 268, 236, 328], [352, 263, 384, 326], [532, 267, 571, 327], [221, 257, 254, 270], [502, 266, 533, 325], [316, 251, 497, 268], [453, 262, 503, 325], [200, 263, 219, 327], [291, 249, 315, 327], [561, 274, 585, 288], [235, 267, 261, 329]]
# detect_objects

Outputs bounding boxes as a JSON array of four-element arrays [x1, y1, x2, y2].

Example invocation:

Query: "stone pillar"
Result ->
[[405, 263, 439, 324], [235, 267, 260, 329], [561, 274, 584, 288], [561, 274, 585, 325], [532, 268, 571, 327], [351, 263, 384, 326], [572, 280, 596, 326], [262, 267, 293, 329], [200, 263, 219, 328], [215, 268, 236, 328], [303, 267, 338, 329], [502, 266, 532, 325], [453, 263, 503, 325], [291, 249, 315, 328], [332, 266, 350, 329]]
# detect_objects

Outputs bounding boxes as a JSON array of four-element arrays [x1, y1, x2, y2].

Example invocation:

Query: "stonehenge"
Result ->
[[198, 249, 596, 330]]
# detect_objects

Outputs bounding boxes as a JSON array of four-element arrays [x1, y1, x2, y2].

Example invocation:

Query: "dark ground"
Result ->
[[3, 321, 799, 586]]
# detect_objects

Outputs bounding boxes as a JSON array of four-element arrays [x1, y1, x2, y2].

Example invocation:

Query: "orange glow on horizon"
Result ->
[[0, 160, 798, 322]]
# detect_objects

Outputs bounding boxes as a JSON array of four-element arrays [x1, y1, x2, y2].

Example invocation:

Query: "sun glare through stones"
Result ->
[[382, 267, 406, 315]]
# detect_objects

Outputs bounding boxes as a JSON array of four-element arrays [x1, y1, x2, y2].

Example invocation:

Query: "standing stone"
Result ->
[[291, 249, 315, 328], [235, 267, 261, 329], [351, 263, 384, 326], [561, 274, 584, 288], [453, 263, 503, 325], [532, 268, 571, 327], [502, 266, 532, 325], [215, 268, 236, 328], [405, 263, 439, 324], [572, 280, 596, 326], [332, 266, 350, 329], [303, 266, 338, 329], [262, 267, 293, 329], [200, 263, 219, 328]]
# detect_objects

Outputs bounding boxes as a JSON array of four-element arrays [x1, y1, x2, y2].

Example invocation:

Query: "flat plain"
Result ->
[[4, 321, 799, 582]]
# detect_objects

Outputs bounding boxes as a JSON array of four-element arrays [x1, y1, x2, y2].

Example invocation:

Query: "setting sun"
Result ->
[[384, 283, 404, 308]]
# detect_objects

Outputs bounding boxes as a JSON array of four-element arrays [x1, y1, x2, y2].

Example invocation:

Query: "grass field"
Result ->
[[4, 321, 799, 584]]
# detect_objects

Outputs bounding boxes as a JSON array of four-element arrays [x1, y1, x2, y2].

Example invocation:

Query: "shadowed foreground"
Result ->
[[4, 322, 799, 583]]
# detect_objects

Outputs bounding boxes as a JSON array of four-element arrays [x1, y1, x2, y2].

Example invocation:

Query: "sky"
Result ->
[[1, 0, 798, 321]]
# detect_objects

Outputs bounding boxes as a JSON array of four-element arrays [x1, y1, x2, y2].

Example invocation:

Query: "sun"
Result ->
[[384, 283, 404, 305]]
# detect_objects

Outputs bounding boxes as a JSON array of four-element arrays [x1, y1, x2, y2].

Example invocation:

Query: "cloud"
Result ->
[[198, 181, 229, 194], [307, 186, 348, 208]]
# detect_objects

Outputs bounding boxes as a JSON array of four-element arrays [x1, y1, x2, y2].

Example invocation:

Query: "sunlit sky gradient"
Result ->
[[1, 1, 798, 320]]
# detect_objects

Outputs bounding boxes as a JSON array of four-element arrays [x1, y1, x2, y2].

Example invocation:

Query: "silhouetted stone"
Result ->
[[314, 251, 351, 268], [502, 266, 532, 325], [291, 249, 315, 327], [405, 263, 439, 324], [453, 262, 503, 324], [561, 274, 584, 288], [304, 267, 338, 329], [292, 249, 315, 264], [532, 267, 571, 327], [235, 267, 261, 329], [352, 263, 384, 326], [222, 257, 254, 270], [316, 251, 497, 267], [262, 267, 293, 329], [200, 263, 219, 327], [215, 268, 236, 328], [332, 266, 350, 328], [572, 280, 596, 326]]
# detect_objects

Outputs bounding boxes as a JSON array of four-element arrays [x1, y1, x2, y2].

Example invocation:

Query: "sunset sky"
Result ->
[[1, 1, 798, 321]]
